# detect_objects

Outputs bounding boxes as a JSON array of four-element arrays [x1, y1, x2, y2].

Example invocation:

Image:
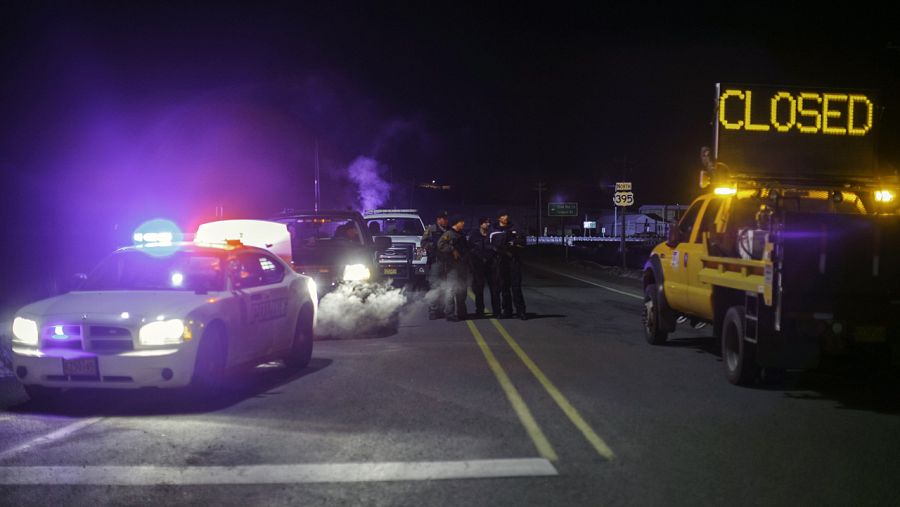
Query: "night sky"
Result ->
[[1, 1, 898, 309]]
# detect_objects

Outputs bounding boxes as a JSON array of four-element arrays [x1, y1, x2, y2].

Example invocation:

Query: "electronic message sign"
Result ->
[[714, 83, 879, 182]]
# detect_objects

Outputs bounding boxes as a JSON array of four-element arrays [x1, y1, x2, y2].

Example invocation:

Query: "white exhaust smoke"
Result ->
[[316, 281, 407, 338]]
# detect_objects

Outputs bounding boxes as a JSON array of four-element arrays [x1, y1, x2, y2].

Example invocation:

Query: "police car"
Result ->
[[363, 209, 427, 286], [10, 239, 317, 398]]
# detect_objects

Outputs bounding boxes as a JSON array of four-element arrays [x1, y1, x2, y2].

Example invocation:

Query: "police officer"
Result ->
[[437, 214, 469, 322], [468, 217, 499, 318], [490, 210, 527, 320], [421, 210, 449, 319]]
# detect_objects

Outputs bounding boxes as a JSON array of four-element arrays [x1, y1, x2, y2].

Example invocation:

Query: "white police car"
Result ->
[[10, 240, 317, 398]]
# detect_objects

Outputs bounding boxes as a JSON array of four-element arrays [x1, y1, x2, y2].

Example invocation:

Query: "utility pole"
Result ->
[[620, 155, 629, 268], [534, 181, 547, 236], [314, 138, 321, 213]]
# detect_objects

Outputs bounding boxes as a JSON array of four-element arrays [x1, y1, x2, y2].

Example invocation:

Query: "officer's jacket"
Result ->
[[420, 223, 447, 263], [437, 228, 469, 265], [467, 229, 495, 262], [490, 222, 525, 259]]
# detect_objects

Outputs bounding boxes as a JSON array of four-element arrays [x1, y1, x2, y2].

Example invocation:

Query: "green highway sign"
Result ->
[[548, 202, 578, 217]]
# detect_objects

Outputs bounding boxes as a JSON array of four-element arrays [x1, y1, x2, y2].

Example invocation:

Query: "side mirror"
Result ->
[[374, 236, 392, 251], [666, 227, 681, 247]]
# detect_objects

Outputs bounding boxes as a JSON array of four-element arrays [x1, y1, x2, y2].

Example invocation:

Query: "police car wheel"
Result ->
[[643, 283, 669, 345], [285, 306, 314, 370], [722, 306, 759, 386], [24, 384, 61, 400], [191, 324, 227, 391]]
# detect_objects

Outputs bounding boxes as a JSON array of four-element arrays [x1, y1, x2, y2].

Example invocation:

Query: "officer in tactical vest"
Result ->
[[421, 210, 449, 319], [437, 214, 469, 322], [490, 210, 527, 320], [468, 216, 498, 317]]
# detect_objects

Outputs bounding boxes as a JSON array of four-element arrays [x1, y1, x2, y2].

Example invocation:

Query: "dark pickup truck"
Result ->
[[273, 210, 392, 295]]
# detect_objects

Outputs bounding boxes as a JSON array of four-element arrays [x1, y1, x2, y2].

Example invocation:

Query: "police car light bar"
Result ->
[[133, 232, 174, 243], [195, 220, 291, 260], [363, 209, 419, 215]]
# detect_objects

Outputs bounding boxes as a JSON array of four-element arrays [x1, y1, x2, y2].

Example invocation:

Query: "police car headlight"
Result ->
[[12, 317, 38, 346], [343, 264, 371, 281], [139, 319, 185, 346]]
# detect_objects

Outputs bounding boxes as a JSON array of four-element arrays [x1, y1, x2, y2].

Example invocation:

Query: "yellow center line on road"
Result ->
[[466, 289, 615, 460], [464, 319, 559, 462], [488, 318, 616, 460]]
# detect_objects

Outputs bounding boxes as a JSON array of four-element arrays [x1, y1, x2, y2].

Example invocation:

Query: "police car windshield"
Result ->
[[291, 218, 364, 246], [365, 218, 424, 236], [81, 251, 226, 292]]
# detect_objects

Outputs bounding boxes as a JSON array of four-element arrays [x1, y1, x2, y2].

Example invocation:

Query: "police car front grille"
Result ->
[[42, 340, 83, 351], [89, 340, 135, 352], [89, 326, 132, 338]]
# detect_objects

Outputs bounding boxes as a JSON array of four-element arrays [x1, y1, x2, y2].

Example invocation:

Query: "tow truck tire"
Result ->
[[190, 323, 227, 392], [285, 307, 314, 370], [722, 306, 759, 385], [643, 283, 669, 345], [23, 384, 61, 400]]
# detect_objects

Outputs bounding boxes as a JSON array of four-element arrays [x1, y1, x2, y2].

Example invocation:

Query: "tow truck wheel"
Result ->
[[190, 323, 227, 392], [285, 307, 314, 370], [23, 384, 61, 400], [643, 283, 669, 345], [722, 306, 759, 385]]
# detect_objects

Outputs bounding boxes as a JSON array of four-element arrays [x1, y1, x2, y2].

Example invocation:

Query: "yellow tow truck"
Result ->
[[642, 83, 900, 385]]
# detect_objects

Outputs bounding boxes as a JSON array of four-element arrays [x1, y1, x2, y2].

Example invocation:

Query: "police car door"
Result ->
[[230, 253, 278, 361], [254, 252, 292, 354]]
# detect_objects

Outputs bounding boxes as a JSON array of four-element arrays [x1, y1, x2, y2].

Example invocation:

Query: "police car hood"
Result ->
[[292, 245, 372, 268], [18, 291, 212, 321]]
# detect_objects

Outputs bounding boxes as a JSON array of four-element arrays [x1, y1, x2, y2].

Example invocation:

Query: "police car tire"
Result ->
[[643, 283, 669, 345], [191, 324, 227, 391], [722, 306, 759, 386], [24, 384, 61, 400], [285, 307, 314, 370]]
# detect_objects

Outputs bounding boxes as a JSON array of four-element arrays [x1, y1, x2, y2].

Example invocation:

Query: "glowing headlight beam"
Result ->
[[139, 319, 185, 346], [875, 190, 895, 203], [343, 264, 371, 282], [12, 317, 39, 346]]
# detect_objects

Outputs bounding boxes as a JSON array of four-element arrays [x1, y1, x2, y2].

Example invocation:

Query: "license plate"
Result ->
[[383, 268, 398, 275], [63, 357, 99, 377]]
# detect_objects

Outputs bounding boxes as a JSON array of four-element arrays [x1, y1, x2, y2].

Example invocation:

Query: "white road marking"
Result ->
[[0, 458, 558, 485], [0, 417, 103, 462], [535, 267, 643, 300]]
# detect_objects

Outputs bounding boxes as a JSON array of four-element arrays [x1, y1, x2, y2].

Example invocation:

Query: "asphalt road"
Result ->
[[2, 261, 900, 506]]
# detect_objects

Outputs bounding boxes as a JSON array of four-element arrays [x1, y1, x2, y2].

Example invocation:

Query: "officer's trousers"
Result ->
[[443, 263, 468, 319], [427, 260, 446, 318], [471, 256, 499, 315], [494, 256, 526, 316]]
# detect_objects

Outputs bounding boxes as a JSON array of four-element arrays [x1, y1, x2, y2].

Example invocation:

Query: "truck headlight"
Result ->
[[414, 246, 426, 261], [12, 317, 38, 346], [139, 319, 185, 346], [343, 264, 371, 281], [875, 190, 895, 203]]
